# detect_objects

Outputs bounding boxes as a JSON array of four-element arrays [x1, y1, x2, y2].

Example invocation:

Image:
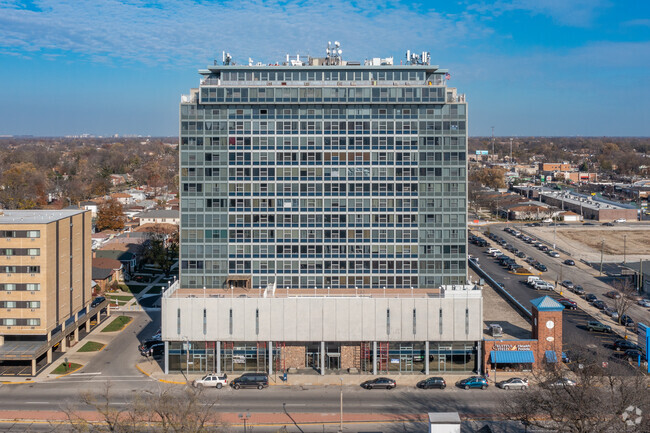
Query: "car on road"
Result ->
[[547, 378, 577, 387], [602, 222, 615, 226], [535, 263, 548, 272], [231, 373, 269, 390], [638, 299, 650, 308], [416, 377, 446, 389], [583, 222, 595, 226], [90, 296, 106, 308], [540, 245, 549, 252], [614, 218, 627, 223], [564, 259, 575, 266], [457, 376, 489, 390], [557, 298, 577, 310], [604, 291, 621, 299], [561, 280, 574, 290], [193, 373, 228, 389], [587, 321, 612, 333], [572, 285, 585, 296], [497, 377, 529, 390], [592, 300, 606, 310], [585, 294, 598, 302], [547, 251, 560, 258], [362, 377, 397, 390], [516, 251, 526, 258], [613, 339, 641, 352], [613, 349, 646, 362]]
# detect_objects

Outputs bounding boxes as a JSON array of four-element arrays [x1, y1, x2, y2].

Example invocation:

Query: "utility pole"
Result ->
[[624, 235, 627, 263], [491, 126, 495, 161], [599, 239, 605, 276], [509, 137, 513, 165]]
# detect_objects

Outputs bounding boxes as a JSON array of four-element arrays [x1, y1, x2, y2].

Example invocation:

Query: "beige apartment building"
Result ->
[[0, 210, 108, 376]]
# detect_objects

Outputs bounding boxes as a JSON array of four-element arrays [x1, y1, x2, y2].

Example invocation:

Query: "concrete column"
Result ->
[[31, 359, 36, 377], [106, 306, 111, 317], [47, 347, 52, 364], [372, 341, 377, 375], [0, 335, 4, 346], [74, 327, 79, 343], [216, 341, 221, 374], [47, 330, 51, 342], [85, 319, 91, 332], [425, 341, 430, 376], [60, 336, 67, 353], [320, 341, 325, 375], [268, 341, 273, 376], [476, 342, 482, 376], [164, 341, 169, 375]]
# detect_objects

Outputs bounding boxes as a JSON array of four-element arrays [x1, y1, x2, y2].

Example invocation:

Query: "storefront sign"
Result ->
[[390, 358, 400, 364], [493, 344, 532, 351]]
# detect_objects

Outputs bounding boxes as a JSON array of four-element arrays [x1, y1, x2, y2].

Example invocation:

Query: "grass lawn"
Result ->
[[101, 316, 132, 332], [52, 362, 82, 375], [108, 295, 133, 302], [78, 341, 105, 352]]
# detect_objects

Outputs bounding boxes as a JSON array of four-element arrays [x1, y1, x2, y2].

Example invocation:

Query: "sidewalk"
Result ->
[[136, 357, 529, 387], [1, 311, 128, 383]]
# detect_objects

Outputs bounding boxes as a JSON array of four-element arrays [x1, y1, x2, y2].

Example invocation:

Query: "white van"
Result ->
[[534, 281, 554, 291], [526, 276, 540, 286], [486, 248, 500, 255]]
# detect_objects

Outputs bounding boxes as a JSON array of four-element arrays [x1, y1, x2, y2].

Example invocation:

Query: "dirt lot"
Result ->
[[562, 229, 650, 255]]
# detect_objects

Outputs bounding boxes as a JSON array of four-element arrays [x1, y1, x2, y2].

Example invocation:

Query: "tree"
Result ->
[[469, 167, 506, 191], [142, 227, 179, 276], [0, 162, 49, 209], [612, 279, 637, 328], [62, 382, 226, 432], [501, 347, 650, 433], [96, 199, 126, 232]]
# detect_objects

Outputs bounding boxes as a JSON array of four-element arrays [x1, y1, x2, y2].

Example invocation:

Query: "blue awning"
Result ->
[[490, 350, 535, 364], [545, 350, 558, 363]]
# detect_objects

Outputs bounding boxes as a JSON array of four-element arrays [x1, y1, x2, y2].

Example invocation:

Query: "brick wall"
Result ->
[[282, 343, 306, 369], [341, 345, 360, 370]]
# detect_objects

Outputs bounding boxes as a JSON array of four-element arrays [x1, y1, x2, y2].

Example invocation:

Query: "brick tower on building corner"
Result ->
[[530, 296, 564, 366]]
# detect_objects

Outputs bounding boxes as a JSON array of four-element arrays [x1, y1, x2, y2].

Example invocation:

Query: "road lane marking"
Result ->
[[70, 372, 102, 376]]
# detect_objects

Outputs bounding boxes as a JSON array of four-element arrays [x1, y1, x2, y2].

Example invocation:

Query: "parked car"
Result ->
[[561, 280, 574, 290], [362, 377, 397, 390], [516, 251, 526, 258], [604, 291, 622, 299], [602, 222, 615, 226], [564, 259, 575, 266], [557, 298, 577, 310], [614, 218, 627, 223], [535, 263, 548, 272], [416, 377, 446, 389], [592, 300, 606, 310], [141, 342, 164, 357], [457, 376, 489, 390], [613, 339, 641, 352], [614, 349, 646, 362], [572, 285, 585, 296], [90, 296, 106, 308], [547, 378, 577, 387], [619, 315, 635, 327], [193, 373, 228, 389], [497, 377, 529, 390], [548, 251, 560, 258], [587, 321, 612, 333], [638, 299, 650, 308], [603, 307, 619, 320], [231, 373, 269, 390], [585, 294, 598, 303]]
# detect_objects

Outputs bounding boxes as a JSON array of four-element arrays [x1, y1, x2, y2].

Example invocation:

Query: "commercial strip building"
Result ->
[[513, 186, 638, 221], [162, 283, 483, 375], [164, 48, 475, 374], [0, 210, 109, 376]]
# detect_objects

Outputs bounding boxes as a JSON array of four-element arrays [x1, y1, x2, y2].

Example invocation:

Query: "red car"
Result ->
[[557, 298, 577, 310]]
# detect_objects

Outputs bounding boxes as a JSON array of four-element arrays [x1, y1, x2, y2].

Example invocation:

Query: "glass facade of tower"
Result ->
[[179, 64, 467, 290]]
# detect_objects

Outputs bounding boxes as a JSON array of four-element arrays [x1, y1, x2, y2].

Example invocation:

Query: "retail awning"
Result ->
[[490, 350, 535, 364], [545, 350, 558, 363]]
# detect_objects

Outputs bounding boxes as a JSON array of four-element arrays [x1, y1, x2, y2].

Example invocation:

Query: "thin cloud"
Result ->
[[0, 0, 491, 67], [469, 0, 611, 27]]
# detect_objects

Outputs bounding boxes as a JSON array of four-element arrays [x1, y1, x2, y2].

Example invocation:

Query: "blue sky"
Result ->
[[0, 0, 648, 137]]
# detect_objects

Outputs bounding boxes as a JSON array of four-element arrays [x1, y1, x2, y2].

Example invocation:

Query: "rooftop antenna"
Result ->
[[222, 51, 232, 66], [326, 41, 343, 65]]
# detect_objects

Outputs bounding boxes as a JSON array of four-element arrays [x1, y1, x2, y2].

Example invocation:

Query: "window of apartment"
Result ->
[[27, 318, 40, 326]]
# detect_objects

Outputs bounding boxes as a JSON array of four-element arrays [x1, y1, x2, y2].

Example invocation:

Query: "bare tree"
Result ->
[[612, 279, 637, 327], [501, 347, 650, 433], [60, 383, 227, 433]]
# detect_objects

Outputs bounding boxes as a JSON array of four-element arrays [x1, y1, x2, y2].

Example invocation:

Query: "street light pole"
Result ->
[[238, 412, 251, 433], [624, 235, 627, 263], [599, 239, 605, 276], [339, 378, 343, 433]]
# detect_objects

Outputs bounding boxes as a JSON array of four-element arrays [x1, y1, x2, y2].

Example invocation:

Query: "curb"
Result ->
[[135, 364, 186, 385], [55, 364, 84, 378], [100, 315, 134, 333]]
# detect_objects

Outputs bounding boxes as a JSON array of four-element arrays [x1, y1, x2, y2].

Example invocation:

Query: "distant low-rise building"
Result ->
[[134, 209, 179, 226], [539, 162, 574, 172], [91, 257, 123, 292]]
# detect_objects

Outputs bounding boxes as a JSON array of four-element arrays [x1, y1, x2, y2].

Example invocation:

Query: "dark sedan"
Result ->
[[361, 377, 396, 390], [592, 300, 606, 310], [564, 259, 575, 266], [585, 294, 598, 302], [417, 377, 446, 389], [613, 339, 641, 352], [557, 298, 577, 310]]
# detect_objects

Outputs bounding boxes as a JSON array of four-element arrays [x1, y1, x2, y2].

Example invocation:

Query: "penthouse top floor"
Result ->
[[0, 209, 87, 225]]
